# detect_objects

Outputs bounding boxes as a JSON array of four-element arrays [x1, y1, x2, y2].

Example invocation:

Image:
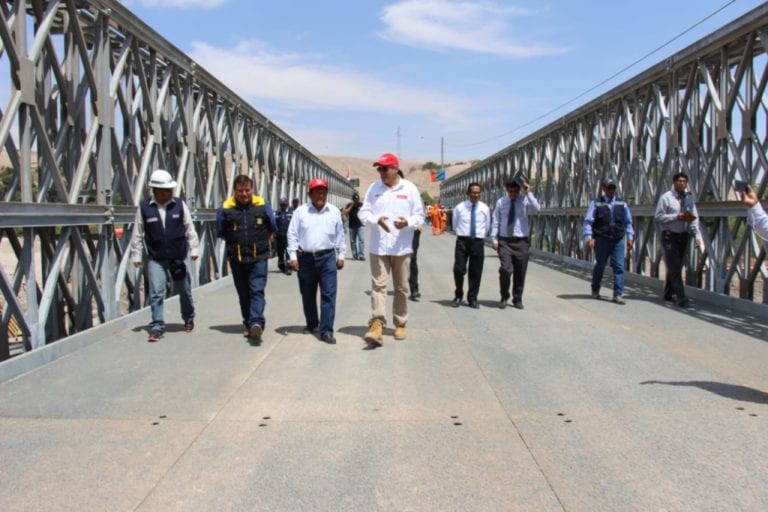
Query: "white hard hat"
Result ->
[[149, 169, 177, 189]]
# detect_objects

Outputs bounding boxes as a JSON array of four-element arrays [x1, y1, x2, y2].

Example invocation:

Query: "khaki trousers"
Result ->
[[369, 254, 411, 327]]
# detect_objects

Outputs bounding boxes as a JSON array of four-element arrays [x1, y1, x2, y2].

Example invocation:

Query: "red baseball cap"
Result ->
[[308, 178, 328, 191], [372, 152, 399, 168]]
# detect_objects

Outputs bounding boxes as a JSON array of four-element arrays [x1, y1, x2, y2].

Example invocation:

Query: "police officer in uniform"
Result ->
[[583, 179, 635, 304], [216, 174, 277, 341]]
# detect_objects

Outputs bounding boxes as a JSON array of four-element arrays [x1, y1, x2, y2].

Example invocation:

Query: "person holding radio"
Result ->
[[654, 172, 702, 308]]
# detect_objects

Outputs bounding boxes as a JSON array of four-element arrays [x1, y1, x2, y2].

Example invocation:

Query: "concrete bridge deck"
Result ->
[[1, 232, 767, 511]]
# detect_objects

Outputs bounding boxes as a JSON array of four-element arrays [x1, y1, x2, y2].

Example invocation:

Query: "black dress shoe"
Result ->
[[677, 298, 690, 308], [321, 334, 336, 344], [409, 294, 420, 302], [513, 301, 524, 310], [468, 300, 479, 309], [451, 297, 462, 308], [499, 299, 507, 309], [303, 326, 318, 335]]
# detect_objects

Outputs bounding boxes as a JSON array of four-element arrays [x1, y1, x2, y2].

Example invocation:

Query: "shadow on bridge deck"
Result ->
[[1, 232, 766, 511]]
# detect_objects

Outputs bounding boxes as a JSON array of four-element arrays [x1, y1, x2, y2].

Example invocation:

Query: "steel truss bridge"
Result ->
[[442, 4, 768, 308], [0, 0, 354, 359], [1, 1, 767, 362]]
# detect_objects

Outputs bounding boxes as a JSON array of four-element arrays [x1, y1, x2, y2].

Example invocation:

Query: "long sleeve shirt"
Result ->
[[490, 192, 541, 243], [452, 199, 491, 237], [130, 198, 199, 263], [747, 203, 768, 241], [583, 195, 635, 241], [358, 178, 425, 256], [654, 189, 701, 239], [286, 202, 346, 260]]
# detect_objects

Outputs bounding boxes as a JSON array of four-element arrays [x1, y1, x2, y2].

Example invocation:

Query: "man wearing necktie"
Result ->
[[491, 178, 541, 309], [654, 172, 702, 308], [583, 179, 634, 304], [450, 183, 491, 308]]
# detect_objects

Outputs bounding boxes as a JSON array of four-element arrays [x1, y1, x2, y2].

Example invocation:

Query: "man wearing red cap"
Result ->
[[358, 153, 425, 346], [287, 178, 346, 344]]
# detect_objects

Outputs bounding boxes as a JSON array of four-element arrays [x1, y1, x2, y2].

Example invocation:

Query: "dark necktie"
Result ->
[[470, 203, 476, 238], [507, 200, 516, 236]]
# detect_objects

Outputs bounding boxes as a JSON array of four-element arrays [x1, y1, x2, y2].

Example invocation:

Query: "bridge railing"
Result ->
[[442, 4, 768, 305], [0, 0, 353, 359]]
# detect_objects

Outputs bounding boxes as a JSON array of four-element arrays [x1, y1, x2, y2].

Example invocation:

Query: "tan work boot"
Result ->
[[394, 325, 406, 340], [364, 320, 384, 346]]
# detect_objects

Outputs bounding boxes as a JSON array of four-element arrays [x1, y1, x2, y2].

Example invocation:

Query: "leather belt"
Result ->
[[499, 236, 529, 242], [298, 248, 334, 257]]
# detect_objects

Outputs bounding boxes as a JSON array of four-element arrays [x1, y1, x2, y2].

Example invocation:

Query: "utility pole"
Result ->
[[440, 136, 444, 170]]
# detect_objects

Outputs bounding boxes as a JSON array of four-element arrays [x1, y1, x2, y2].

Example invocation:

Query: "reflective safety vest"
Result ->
[[592, 198, 628, 239], [220, 195, 272, 262], [140, 199, 188, 262]]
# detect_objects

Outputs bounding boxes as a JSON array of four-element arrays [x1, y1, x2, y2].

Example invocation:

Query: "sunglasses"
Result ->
[[376, 166, 391, 172]]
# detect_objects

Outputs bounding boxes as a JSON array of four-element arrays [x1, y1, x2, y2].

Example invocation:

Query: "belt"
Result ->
[[298, 248, 334, 257], [499, 236, 529, 242], [457, 236, 484, 241], [662, 230, 688, 237]]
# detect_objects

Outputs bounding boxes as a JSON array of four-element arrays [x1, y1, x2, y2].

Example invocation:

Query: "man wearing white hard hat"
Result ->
[[130, 169, 199, 342], [287, 178, 346, 344]]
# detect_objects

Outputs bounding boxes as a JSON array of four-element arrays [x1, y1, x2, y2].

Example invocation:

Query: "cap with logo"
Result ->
[[308, 178, 328, 191], [602, 179, 617, 188], [372, 152, 399, 168]]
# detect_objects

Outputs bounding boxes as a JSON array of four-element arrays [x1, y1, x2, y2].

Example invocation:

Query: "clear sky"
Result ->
[[120, 0, 766, 162]]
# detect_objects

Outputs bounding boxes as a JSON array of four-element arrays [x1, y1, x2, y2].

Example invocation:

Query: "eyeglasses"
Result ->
[[376, 166, 390, 172]]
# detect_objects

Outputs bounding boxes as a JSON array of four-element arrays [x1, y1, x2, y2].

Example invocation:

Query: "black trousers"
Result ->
[[276, 235, 288, 269], [409, 229, 421, 293], [662, 231, 689, 300], [498, 237, 529, 303], [453, 237, 485, 301]]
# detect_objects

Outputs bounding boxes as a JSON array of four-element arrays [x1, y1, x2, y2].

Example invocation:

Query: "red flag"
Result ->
[[430, 170, 436, 183]]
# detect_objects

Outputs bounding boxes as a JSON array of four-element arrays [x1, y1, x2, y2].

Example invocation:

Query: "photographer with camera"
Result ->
[[131, 169, 199, 342]]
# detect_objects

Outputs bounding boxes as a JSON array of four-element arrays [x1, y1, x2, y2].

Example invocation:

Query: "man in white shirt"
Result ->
[[490, 179, 540, 309], [741, 185, 768, 241], [287, 178, 346, 344], [654, 172, 702, 308], [358, 153, 425, 346], [131, 169, 199, 342], [450, 183, 491, 308]]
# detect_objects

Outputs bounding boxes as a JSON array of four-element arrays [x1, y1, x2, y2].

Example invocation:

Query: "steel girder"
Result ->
[[0, 0, 353, 359], [442, 4, 768, 306]]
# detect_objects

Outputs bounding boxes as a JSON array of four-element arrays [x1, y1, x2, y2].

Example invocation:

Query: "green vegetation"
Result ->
[[420, 191, 435, 205]]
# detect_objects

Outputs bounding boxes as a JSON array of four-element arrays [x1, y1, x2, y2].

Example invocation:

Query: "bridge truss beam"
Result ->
[[442, 4, 768, 307], [0, 0, 353, 359]]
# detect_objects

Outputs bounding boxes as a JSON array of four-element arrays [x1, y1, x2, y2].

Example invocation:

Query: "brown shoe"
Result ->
[[364, 320, 384, 346], [394, 325, 406, 340]]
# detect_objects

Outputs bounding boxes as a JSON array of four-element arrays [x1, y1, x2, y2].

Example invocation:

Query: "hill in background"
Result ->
[[319, 155, 474, 202]]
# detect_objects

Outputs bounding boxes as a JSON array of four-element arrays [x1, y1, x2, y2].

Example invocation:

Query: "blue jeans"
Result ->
[[147, 258, 194, 332], [297, 251, 337, 337], [591, 237, 625, 297], [348, 227, 365, 259], [230, 259, 268, 329]]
